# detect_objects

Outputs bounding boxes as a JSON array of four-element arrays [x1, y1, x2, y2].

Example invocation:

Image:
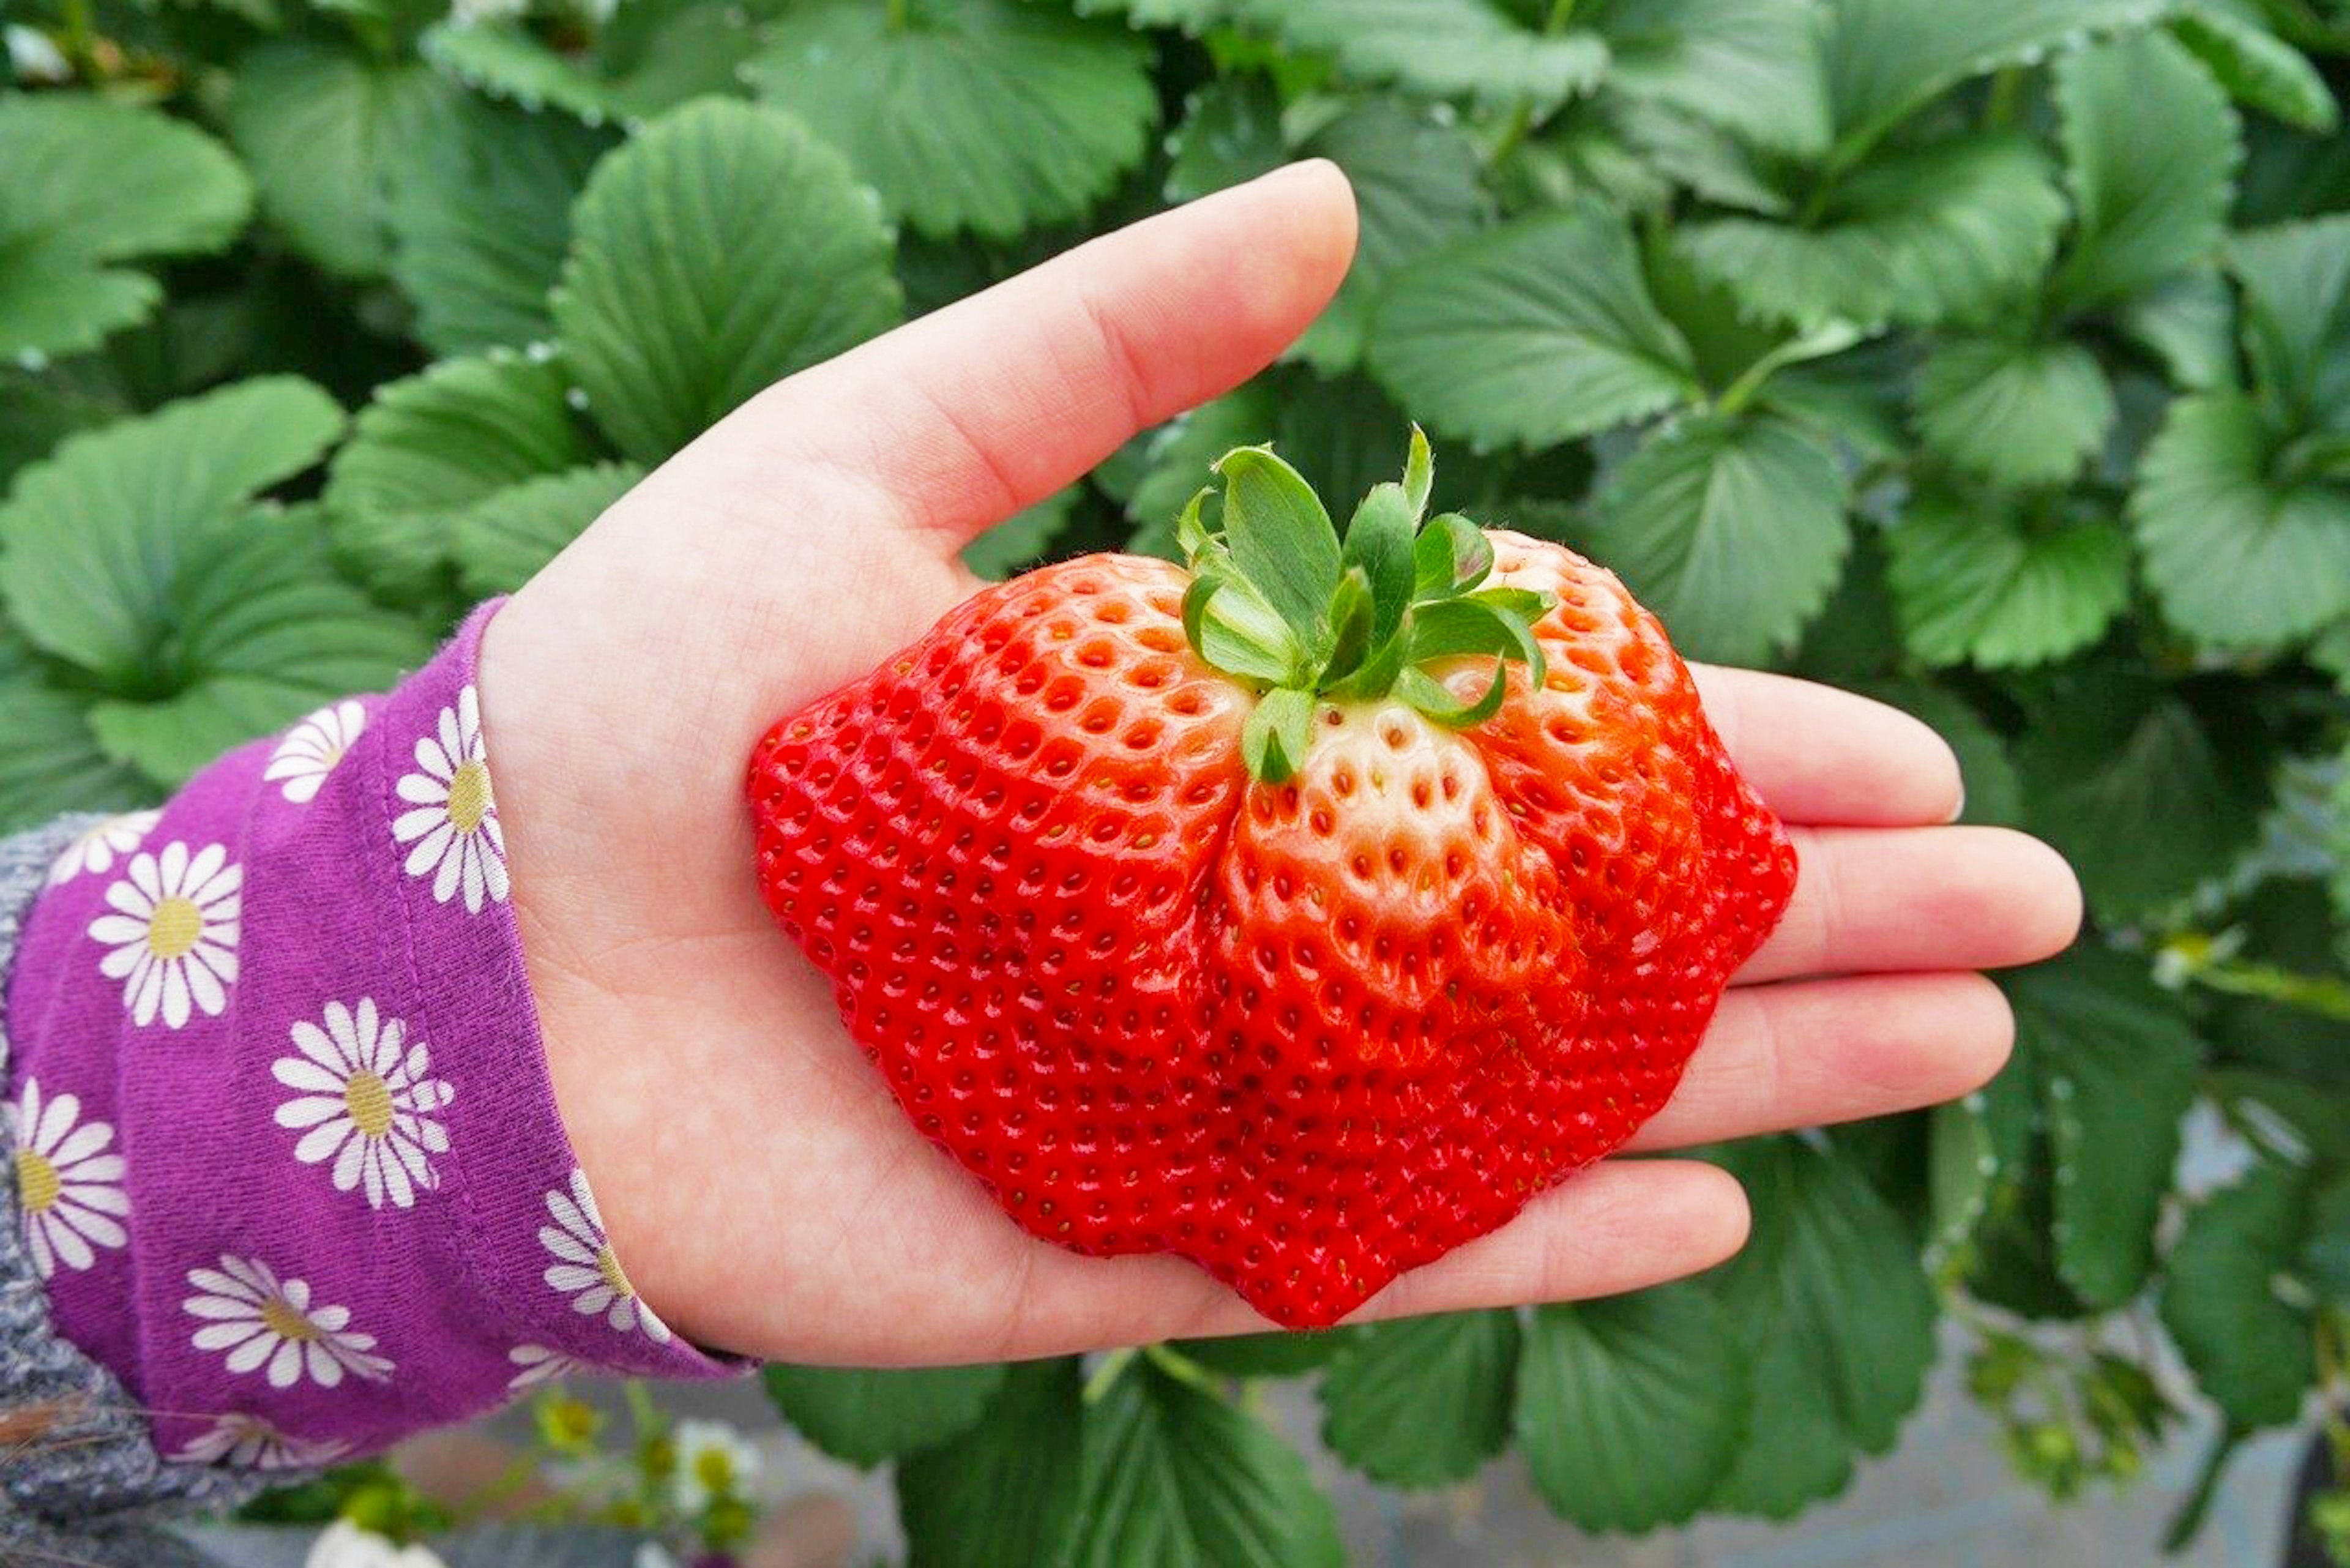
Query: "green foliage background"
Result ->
[[4, 0, 2350, 1558]]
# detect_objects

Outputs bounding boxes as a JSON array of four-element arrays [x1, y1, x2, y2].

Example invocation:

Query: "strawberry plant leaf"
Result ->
[[0, 95, 251, 362], [2006, 944, 2201, 1309], [2050, 29, 2242, 315], [386, 95, 616, 357], [761, 1362, 1009, 1468], [1614, 99, 1795, 217], [1169, 1329, 1357, 1377], [0, 378, 345, 689], [1855, 678, 2025, 826], [1369, 204, 1700, 450], [1598, 0, 1832, 156], [229, 41, 456, 282], [2173, 6, 2338, 133], [897, 1358, 1084, 1568], [2226, 215, 2350, 425], [1320, 1309, 1519, 1488], [453, 461, 646, 597], [423, 2, 759, 125], [326, 351, 593, 607], [2117, 269, 2238, 393], [1163, 77, 1286, 204], [1913, 336, 2117, 487], [1885, 492, 2132, 669], [1120, 386, 1279, 553], [0, 376, 110, 491], [748, 0, 1157, 242], [2132, 392, 2350, 648], [1583, 413, 1849, 665], [0, 681, 151, 836], [1070, 1355, 1345, 1568], [1702, 1328, 1858, 1516], [1681, 133, 2065, 330], [963, 485, 1082, 582], [2303, 1173, 2350, 1302], [85, 506, 432, 788], [2159, 1155, 2316, 1429], [1516, 1283, 1748, 1531], [1238, 0, 1607, 108], [553, 99, 903, 463]]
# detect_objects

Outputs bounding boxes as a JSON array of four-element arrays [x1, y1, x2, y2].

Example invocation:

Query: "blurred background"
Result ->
[[2, 0, 2348, 1563]]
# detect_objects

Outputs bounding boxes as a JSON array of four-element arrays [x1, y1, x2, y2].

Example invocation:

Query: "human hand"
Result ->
[[476, 161, 2081, 1363]]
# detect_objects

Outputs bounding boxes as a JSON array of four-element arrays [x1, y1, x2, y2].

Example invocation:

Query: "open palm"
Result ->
[[475, 161, 2081, 1364]]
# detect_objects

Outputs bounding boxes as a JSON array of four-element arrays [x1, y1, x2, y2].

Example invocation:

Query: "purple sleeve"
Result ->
[[2, 600, 733, 1474]]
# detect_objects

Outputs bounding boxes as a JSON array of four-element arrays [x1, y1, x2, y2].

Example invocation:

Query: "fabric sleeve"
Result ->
[[1, 599, 734, 1519]]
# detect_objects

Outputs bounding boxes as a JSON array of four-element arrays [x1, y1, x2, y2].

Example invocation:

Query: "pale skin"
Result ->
[[478, 160, 2084, 1365]]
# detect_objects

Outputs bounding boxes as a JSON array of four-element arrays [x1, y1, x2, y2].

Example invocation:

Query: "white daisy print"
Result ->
[[87, 842, 240, 1029], [507, 1343, 584, 1391], [264, 700, 368, 805], [272, 998, 453, 1211], [47, 809, 160, 887], [392, 685, 509, 914], [540, 1168, 671, 1343], [7, 1078, 128, 1279], [173, 1412, 350, 1470], [184, 1255, 392, 1389]]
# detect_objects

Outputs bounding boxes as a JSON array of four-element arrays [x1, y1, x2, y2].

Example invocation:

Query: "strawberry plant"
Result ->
[[2, 0, 2348, 1561]]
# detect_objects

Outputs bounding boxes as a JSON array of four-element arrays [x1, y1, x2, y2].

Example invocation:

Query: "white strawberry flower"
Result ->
[[86, 841, 241, 1029], [671, 1417, 761, 1514], [304, 1520, 449, 1568]]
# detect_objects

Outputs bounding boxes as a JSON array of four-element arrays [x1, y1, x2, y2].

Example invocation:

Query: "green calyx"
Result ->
[[1176, 427, 1554, 785]]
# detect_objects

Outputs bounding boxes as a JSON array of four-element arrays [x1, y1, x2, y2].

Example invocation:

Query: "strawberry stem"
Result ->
[[1174, 428, 1554, 783]]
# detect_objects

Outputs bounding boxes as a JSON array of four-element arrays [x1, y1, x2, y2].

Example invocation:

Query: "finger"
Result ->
[[1692, 666, 1964, 827], [1626, 972, 2014, 1152], [1738, 825, 2083, 985], [659, 160, 1359, 547]]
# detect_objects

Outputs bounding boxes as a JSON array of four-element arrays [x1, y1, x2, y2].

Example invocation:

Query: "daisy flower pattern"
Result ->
[[87, 841, 240, 1029], [7, 1078, 127, 1279], [507, 1343, 584, 1391], [540, 1168, 671, 1343], [273, 999, 453, 1211], [392, 685, 509, 914], [184, 1255, 392, 1389], [172, 1412, 350, 1470], [46, 808, 160, 887], [263, 700, 368, 804]]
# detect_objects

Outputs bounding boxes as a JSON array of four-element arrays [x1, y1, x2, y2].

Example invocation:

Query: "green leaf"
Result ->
[[2160, 1157, 2316, 1428], [2132, 392, 2350, 648], [761, 1362, 1009, 1468], [423, 3, 760, 125], [326, 352, 591, 604], [1342, 485, 1419, 649], [1169, 1330, 1357, 1378], [2173, 6, 2338, 133], [1886, 493, 2132, 668], [1292, 100, 1493, 371], [1163, 77, 1286, 204], [1855, 676, 2026, 826], [1239, 0, 1607, 108], [1598, 0, 1832, 155], [1614, 99, 1795, 217], [2303, 1173, 2350, 1302], [897, 1359, 1083, 1568], [0, 95, 252, 361], [1515, 1284, 1748, 1532], [2050, 29, 2242, 315], [1821, 0, 2169, 150], [963, 485, 1081, 582], [748, 0, 1157, 241], [1070, 1356, 1345, 1568], [1681, 133, 2066, 330], [0, 378, 346, 687], [387, 94, 616, 356], [229, 42, 454, 281], [1928, 1094, 2002, 1267], [2016, 670, 2272, 919], [1705, 1137, 1938, 1517], [1242, 685, 1317, 782], [1369, 204, 1699, 450], [85, 507, 432, 787], [1318, 1310, 1519, 1488], [1120, 386, 1278, 551], [2227, 215, 2350, 424], [2006, 944, 2202, 1309], [0, 682, 151, 836], [553, 99, 903, 463], [1215, 446, 1341, 647], [1913, 336, 2117, 487], [0, 375, 112, 490], [453, 461, 645, 597], [1583, 413, 1850, 665], [2118, 269, 2239, 392]]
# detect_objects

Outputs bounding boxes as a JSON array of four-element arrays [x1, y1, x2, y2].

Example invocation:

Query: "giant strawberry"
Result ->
[[747, 433, 1796, 1327]]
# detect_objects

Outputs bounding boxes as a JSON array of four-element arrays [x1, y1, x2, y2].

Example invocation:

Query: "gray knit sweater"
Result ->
[[1, 818, 277, 1566]]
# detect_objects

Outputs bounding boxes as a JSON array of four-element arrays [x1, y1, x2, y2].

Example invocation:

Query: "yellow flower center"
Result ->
[[344, 1071, 395, 1138], [446, 760, 491, 834], [147, 897, 203, 960], [15, 1149, 59, 1214], [259, 1295, 318, 1342], [595, 1244, 636, 1301]]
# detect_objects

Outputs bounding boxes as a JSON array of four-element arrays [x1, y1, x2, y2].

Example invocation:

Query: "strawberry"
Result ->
[[747, 432, 1796, 1327]]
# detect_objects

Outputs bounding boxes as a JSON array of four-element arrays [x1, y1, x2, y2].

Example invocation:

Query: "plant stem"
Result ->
[[1488, 0, 1577, 169], [885, 0, 912, 32], [1546, 0, 1578, 31], [1982, 65, 2024, 129], [2166, 944, 2350, 1021], [1082, 1347, 1139, 1403]]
